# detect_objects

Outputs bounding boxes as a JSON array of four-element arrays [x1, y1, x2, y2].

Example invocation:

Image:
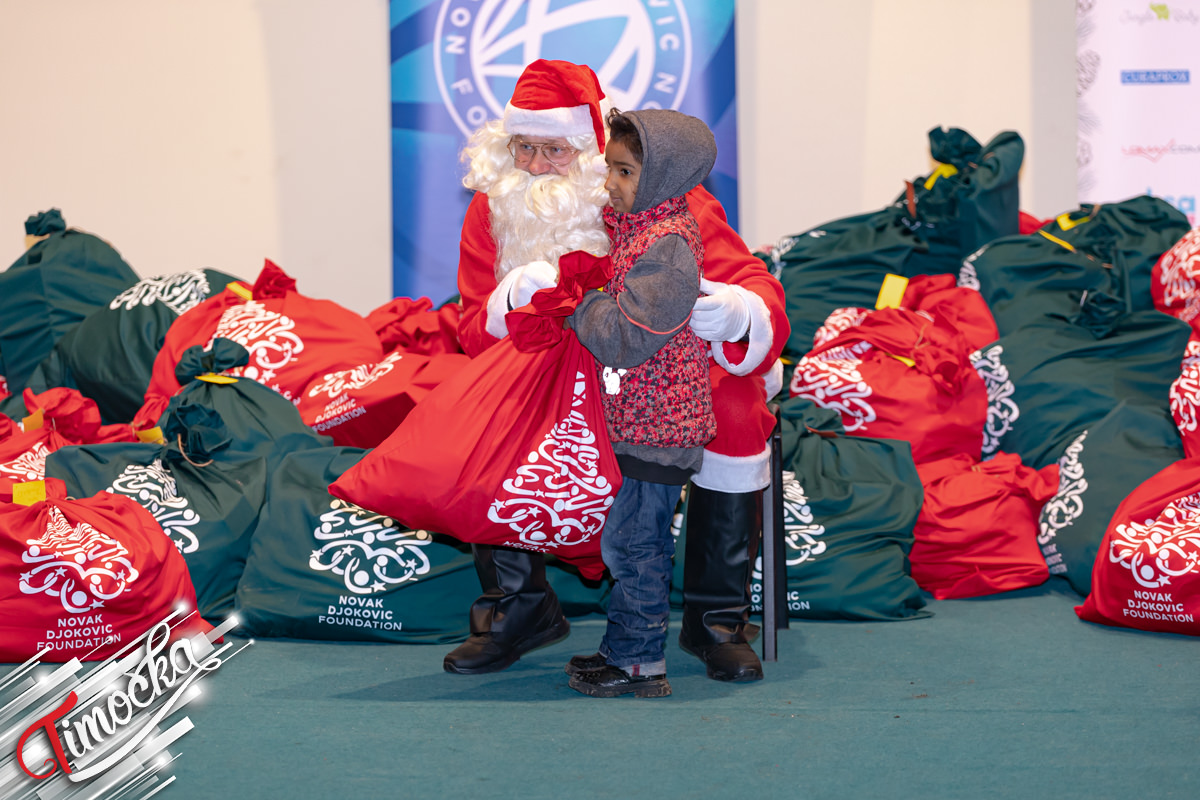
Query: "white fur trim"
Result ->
[[763, 358, 784, 400], [504, 102, 595, 141], [692, 445, 772, 493], [710, 284, 773, 376], [485, 271, 520, 340]]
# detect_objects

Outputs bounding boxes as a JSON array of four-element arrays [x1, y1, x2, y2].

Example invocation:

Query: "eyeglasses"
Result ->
[[507, 138, 579, 166]]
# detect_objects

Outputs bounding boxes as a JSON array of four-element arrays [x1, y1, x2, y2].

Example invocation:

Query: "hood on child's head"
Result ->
[[622, 109, 717, 215]]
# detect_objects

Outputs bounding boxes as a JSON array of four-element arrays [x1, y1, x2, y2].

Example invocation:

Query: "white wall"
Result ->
[[0, 0, 392, 315], [736, 0, 1077, 250], [0, 0, 1075, 313]]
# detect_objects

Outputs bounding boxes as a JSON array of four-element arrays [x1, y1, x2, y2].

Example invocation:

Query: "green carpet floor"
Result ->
[[6, 581, 1197, 799]]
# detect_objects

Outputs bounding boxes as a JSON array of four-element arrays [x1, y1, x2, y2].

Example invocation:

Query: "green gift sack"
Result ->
[[0, 209, 140, 393], [960, 195, 1191, 337], [44, 401, 269, 621], [672, 400, 929, 621], [772, 398, 929, 620], [899, 127, 1024, 278], [1049, 196, 1190, 307], [1037, 400, 1185, 597], [49, 269, 242, 424], [149, 339, 333, 470], [235, 446, 480, 644], [972, 303, 1191, 468], [768, 207, 921, 360]]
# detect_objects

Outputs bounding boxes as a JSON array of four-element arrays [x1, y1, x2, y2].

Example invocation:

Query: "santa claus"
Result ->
[[448, 59, 789, 683]]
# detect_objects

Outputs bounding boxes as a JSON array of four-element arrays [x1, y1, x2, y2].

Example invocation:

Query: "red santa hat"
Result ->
[[503, 59, 607, 153]]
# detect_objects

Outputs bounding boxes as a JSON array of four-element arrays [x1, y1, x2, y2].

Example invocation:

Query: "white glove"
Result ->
[[691, 278, 750, 342], [507, 260, 558, 309]]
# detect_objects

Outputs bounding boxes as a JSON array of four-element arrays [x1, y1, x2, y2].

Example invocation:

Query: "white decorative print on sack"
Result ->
[[750, 469, 829, 582], [306, 351, 403, 400], [208, 300, 305, 395], [957, 244, 988, 291], [970, 345, 1019, 458], [781, 470, 827, 566], [750, 470, 827, 613], [813, 307, 870, 348], [487, 371, 616, 550], [0, 441, 51, 482], [1169, 338, 1200, 435], [309, 498, 432, 593], [109, 270, 213, 315], [1156, 228, 1200, 324], [789, 342, 876, 432], [107, 460, 201, 553], [19, 506, 139, 613], [1038, 430, 1088, 575], [1108, 491, 1200, 589]]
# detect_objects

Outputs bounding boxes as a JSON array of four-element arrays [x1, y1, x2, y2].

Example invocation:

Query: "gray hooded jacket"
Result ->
[[571, 109, 718, 481]]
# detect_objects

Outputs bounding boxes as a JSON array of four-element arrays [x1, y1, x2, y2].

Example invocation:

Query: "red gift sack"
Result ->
[[366, 296, 465, 356], [790, 307, 988, 465], [1076, 457, 1200, 635], [1, 388, 140, 492], [809, 274, 997, 355], [1152, 228, 1200, 332], [910, 451, 1058, 599], [134, 259, 383, 428], [331, 252, 620, 580], [1169, 334, 1200, 458], [298, 350, 470, 448], [0, 478, 208, 662]]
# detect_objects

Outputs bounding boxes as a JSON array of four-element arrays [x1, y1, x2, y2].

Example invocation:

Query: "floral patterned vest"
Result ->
[[600, 197, 716, 451]]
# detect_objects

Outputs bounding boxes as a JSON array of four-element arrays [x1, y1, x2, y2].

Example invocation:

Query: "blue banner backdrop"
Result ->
[[390, 0, 739, 305]]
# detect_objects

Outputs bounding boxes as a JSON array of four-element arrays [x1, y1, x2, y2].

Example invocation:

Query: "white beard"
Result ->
[[487, 169, 610, 280]]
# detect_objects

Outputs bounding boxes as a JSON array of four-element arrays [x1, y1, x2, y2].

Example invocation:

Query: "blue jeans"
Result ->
[[598, 478, 682, 669]]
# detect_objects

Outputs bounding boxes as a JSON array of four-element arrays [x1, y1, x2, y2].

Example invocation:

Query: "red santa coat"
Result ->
[[456, 186, 788, 463]]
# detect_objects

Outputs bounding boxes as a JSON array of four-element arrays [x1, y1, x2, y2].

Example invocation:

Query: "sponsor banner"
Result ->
[[389, 0, 739, 304], [1078, 1, 1200, 225]]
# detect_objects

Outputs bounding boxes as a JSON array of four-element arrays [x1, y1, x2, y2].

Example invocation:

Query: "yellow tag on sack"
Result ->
[[923, 162, 959, 190], [13, 480, 46, 506], [227, 281, 253, 300], [24, 234, 49, 250], [22, 408, 44, 431], [875, 274, 909, 310], [1038, 229, 1076, 252], [889, 354, 917, 368], [136, 426, 166, 444], [197, 373, 238, 384], [1056, 212, 1091, 231]]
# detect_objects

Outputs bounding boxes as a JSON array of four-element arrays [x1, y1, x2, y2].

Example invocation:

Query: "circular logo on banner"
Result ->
[[434, 0, 692, 138]]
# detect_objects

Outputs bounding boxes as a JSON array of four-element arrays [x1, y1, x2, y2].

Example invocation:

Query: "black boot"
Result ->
[[443, 545, 570, 674], [678, 486, 764, 682]]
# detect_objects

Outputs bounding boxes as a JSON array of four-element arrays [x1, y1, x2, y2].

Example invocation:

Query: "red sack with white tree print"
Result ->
[[330, 252, 620, 581], [0, 478, 209, 662], [1152, 228, 1200, 333], [1076, 457, 1200, 635], [0, 388, 138, 493], [1169, 333, 1200, 458], [812, 274, 997, 355], [789, 306, 988, 465], [297, 350, 470, 448], [910, 451, 1058, 599], [134, 259, 383, 429]]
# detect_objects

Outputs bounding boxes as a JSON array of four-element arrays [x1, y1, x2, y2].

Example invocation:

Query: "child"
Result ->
[[564, 108, 719, 698]]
